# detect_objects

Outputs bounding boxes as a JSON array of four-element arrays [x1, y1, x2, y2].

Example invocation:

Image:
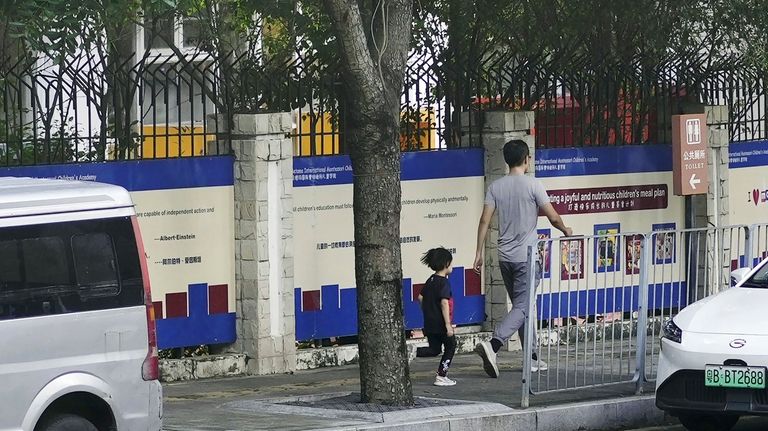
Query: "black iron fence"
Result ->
[[700, 68, 767, 144], [1, 43, 765, 166], [458, 49, 768, 149], [0, 50, 235, 166], [258, 48, 768, 156]]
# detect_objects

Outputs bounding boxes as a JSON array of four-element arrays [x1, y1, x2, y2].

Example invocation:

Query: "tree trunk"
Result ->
[[350, 103, 411, 406], [322, 0, 414, 406]]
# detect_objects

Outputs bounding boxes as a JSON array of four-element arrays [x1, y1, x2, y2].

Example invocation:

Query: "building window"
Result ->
[[142, 13, 209, 54]]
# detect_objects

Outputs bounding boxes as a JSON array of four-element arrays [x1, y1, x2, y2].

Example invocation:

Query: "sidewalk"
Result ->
[[163, 348, 668, 431]]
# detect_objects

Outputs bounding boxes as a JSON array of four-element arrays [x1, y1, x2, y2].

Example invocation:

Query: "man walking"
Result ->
[[473, 139, 572, 378]]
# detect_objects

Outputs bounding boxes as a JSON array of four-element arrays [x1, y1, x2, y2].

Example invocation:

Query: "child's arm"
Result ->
[[440, 298, 454, 336]]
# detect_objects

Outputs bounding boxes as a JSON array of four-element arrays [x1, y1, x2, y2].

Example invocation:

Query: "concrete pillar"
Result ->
[[212, 113, 296, 374], [461, 111, 535, 346]]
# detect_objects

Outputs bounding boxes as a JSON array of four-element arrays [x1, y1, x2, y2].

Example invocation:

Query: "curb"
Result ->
[[223, 392, 512, 424], [309, 395, 666, 431], [535, 395, 664, 431], [160, 354, 247, 382]]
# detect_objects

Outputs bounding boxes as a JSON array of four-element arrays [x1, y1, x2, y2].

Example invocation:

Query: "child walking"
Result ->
[[416, 247, 457, 386]]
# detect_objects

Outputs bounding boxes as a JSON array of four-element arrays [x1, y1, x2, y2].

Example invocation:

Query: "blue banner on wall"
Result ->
[[535, 145, 673, 177], [293, 148, 485, 187], [729, 140, 768, 169], [537, 282, 687, 320], [0, 156, 234, 191]]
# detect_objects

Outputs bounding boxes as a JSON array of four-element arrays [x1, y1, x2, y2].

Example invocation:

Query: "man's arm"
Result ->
[[473, 204, 495, 273], [440, 298, 454, 337], [540, 202, 573, 237]]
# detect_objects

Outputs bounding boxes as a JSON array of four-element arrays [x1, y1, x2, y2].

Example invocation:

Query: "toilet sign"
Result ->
[[672, 114, 709, 196], [686, 118, 702, 144]]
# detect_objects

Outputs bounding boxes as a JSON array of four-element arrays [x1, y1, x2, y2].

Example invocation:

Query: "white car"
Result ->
[[656, 256, 768, 431]]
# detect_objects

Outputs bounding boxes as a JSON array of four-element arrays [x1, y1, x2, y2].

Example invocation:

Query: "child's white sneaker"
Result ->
[[433, 375, 456, 386], [532, 358, 548, 372]]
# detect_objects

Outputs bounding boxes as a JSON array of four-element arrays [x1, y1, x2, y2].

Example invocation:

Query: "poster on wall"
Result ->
[[293, 148, 486, 341], [625, 234, 643, 275], [560, 238, 585, 280], [652, 223, 676, 265], [594, 223, 620, 273], [537, 229, 552, 278], [0, 157, 237, 349]]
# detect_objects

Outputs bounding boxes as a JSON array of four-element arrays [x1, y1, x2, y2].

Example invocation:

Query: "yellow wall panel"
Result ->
[[293, 111, 437, 156], [142, 126, 213, 158]]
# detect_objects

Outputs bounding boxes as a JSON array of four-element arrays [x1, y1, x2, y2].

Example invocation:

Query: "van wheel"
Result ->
[[678, 413, 739, 431], [39, 414, 99, 431]]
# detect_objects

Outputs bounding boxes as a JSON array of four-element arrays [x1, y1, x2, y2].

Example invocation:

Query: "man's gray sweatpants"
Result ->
[[492, 261, 541, 352]]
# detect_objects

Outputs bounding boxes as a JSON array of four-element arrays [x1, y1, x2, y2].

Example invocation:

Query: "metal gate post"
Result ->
[[634, 234, 652, 394], [745, 225, 755, 268], [521, 245, 537, 408]]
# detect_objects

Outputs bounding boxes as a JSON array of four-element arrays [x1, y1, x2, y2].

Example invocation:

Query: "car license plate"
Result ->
[[705, 365, 766, 389]]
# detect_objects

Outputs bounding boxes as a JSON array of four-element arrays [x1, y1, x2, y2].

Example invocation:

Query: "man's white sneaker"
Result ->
[[407, 344, 418, 364], [475, 341, 499, 378], [433, 375, 457, 386], [532, 358, 548, 372]]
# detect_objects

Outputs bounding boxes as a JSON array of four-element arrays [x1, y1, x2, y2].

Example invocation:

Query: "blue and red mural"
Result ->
[[295, 267, 483, 341], [154, 283, 237, 349]]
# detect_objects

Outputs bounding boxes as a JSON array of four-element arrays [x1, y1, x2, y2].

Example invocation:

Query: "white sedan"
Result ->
[[656, 256, 768, 431]]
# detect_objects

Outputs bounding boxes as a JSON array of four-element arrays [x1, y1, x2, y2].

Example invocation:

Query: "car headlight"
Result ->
[[662, 318, 682, 343]]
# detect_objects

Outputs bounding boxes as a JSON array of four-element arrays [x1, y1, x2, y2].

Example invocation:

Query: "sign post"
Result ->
[[672, 114, 709, 196]]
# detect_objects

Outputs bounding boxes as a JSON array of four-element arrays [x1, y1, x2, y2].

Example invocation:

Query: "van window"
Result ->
[[23, 237, 70, 286], [72, 233, 120, 298], [0, 217, 144, 320], [0, 241, 22, 287]]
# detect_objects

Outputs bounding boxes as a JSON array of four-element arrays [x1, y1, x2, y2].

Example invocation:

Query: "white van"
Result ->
[[0, 178, 162, 431]]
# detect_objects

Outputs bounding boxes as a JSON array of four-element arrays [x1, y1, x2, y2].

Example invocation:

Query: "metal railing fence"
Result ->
[[521, 224, 768, 407]]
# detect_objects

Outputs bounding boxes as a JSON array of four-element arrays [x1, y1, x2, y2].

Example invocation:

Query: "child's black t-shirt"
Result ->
[[420, 274, 452, 334]]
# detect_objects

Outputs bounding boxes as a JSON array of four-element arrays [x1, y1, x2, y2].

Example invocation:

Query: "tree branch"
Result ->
[[322, 0, 383, 106], [377, 0, 413, 99]]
